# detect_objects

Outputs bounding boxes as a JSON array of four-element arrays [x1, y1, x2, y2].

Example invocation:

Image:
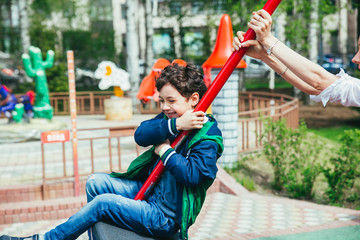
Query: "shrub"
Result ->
[[239, 176, 256, 192], [260, 118, 323, 199], [260, 118, 292, 191], [322, 129, 360, 203]]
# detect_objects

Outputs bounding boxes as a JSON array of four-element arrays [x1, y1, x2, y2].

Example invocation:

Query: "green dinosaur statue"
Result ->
[[22, 46, 54, 120]]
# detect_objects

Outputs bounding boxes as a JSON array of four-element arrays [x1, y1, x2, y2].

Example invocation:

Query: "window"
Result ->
[[192, 1, 205, 15], [169, 1, 182, 15], [90, 0, 113, 21], [63, 1, 76, 18], [330, 30, 339, 55], [153, 32, 172, 54], [209, 0, 226, 14], [121, 4, 126, 20], [153, 29, 175, 59], [183, 28, 204, 57]]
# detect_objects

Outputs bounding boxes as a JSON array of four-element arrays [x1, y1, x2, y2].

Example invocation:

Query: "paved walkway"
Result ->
[[0, 114, 152, 187], [1, 114, 360, 239]]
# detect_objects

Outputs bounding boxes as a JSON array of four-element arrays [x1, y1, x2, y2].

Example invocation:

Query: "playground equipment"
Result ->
[[12, 103, 24, 123], [95, 61, 131, 96], [137, 58, 170, 103], [0, 84, 17, 121], [22, 46, 55, 120], [202, 14, 247, 166], [94, 61, 132, 121], [11, 90, 35, 123]]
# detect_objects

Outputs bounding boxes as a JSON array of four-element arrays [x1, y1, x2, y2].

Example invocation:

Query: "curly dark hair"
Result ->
[[155, 63, 207, 100]]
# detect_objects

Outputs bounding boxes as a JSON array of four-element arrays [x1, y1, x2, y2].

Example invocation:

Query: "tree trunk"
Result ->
[[0, 2, 3, 51], [112, 0, 123, 55], [18, 0, 30, 53], [339, 0, 348, 62], [358, 5, 360, 37], [309, 0, 319, 64], [292, 1, 303, 100], [7, 0, 14, 52], [145, 0, 154, 74], [126, 0, 140, 110], [305, 0, 319, 105]]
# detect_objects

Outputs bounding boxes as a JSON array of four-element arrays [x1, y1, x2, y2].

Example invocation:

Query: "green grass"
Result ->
[[245, 77, 292, 90], [308, 126, 358, 143]]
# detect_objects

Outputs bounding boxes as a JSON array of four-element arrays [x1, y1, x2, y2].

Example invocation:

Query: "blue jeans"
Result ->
[[44, 173, 178, 240]]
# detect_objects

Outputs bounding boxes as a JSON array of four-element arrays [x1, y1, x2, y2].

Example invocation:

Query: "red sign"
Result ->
[[41, 130, 70, 143]]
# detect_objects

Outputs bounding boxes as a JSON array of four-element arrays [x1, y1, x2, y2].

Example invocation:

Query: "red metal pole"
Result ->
[[135, 0, 282, 201]]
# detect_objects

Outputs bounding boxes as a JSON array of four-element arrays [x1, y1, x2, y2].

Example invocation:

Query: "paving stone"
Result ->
[[2, 115, 360, 239]]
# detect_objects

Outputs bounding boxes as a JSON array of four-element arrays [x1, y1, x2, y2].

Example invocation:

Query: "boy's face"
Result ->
[[158, 83, 198, 119]]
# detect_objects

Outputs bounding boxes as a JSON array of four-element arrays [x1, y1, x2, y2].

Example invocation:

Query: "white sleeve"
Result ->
[[310, 69, 360, 107]]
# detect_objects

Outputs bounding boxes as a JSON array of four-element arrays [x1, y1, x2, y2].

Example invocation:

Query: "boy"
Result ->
[[1, 63, 223, 240]]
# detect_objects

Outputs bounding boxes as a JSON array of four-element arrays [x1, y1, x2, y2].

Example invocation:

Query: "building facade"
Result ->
[[0, 0, 358, 68]]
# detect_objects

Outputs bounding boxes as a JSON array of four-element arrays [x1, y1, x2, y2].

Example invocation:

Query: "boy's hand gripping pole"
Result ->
[[135, 0, 282, 201]]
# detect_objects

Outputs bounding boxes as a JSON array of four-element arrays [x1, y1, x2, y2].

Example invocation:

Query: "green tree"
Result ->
[[0, 0, 21, 54], [350, 0, 360, 37]]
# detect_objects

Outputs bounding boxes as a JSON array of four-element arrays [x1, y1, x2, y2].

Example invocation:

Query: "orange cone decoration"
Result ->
[[137, 58, 170, 103], [171, 59, 187, 67], [202, 14, 246, 87]]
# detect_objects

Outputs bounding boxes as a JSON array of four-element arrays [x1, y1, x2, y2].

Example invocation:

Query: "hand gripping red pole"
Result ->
[[135, 0, 282, 200]]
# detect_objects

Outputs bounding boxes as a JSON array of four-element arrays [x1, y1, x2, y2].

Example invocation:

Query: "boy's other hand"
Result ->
[[176, 110, 205, 131], [154, 140, 170, 155]]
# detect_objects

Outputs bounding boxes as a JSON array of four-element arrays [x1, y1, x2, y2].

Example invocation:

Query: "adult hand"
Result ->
[[248, 9, 277, 49], [232, 31, 266, 60], [176, 110, 205, 131]]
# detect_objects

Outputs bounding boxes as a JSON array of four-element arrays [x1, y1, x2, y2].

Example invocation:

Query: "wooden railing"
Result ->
[[137, 101, 161, 114], [11, 91, 113, 116], [137, 91, 299, 153], [238, 91, 299, 153], [49, 91, 113, 115]]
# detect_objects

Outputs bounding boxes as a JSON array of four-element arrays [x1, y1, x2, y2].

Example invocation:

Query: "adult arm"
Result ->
[[250, 10, 338, 92], [233, 31, 320, 95]]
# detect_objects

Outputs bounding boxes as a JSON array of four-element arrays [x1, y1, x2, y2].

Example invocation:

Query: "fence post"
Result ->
[[90, 92, 95, 114], [41, 143, 46, 200], [67, 50, 80, 197]]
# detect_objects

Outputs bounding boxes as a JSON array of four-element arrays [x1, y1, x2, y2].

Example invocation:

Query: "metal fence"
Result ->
[[41, 125, 140, 199]]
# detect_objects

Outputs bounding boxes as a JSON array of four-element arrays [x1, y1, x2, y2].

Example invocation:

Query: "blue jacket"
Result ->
[[137, 113, 222, 236], [111, 112, 223, 239], [135, 113, 222, 186]]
